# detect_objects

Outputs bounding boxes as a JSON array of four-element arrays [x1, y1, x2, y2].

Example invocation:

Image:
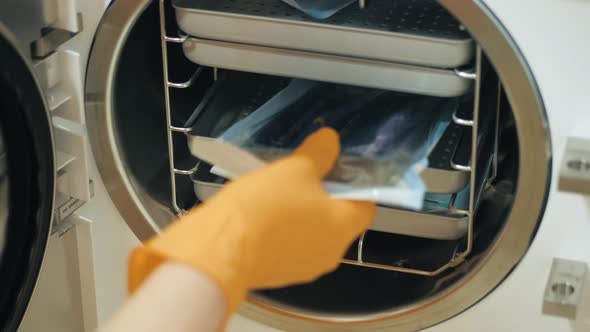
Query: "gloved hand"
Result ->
[[128, 128, 376, 317]]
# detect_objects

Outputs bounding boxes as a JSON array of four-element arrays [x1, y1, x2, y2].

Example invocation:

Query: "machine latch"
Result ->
[[543, 258, 588, 319], [559, 137, 590, 196]]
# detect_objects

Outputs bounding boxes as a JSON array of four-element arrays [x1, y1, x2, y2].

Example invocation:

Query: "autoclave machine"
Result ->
[[0, 0, 588, 331]]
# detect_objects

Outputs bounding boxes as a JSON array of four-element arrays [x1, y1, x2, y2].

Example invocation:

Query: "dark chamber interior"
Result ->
[[110, 2, 520, 315], [0, 34, 54, 331]]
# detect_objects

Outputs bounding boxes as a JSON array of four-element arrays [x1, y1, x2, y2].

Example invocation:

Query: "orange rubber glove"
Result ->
[[128, 128, 376, 317]]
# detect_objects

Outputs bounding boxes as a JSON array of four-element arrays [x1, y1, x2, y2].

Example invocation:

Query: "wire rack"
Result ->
[[341, 46, 502, 276], [159, 0, 198, 214], [158, 0, 499, 276]]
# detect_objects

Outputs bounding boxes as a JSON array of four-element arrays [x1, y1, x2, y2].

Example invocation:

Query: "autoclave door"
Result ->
[[0, 24, 55, 332]]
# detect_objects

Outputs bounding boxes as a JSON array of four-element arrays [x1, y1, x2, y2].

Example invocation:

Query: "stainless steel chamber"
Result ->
[[85, 0, 550, 330]]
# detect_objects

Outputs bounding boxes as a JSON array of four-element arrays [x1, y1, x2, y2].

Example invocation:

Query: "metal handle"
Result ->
[[167, 67, 205, 89], [452, 108, 474, 127], [455, 68, 477, 80], [164, 31, 188, 44]]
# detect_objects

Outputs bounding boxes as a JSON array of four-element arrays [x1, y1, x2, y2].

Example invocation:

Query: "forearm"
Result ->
[[116, 129, 374, 331], [101, 262, 227, 332]]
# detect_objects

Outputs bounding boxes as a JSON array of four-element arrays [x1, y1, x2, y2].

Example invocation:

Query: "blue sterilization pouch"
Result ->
[[204, 79, 457, 209], [280, 0, 357, 19]]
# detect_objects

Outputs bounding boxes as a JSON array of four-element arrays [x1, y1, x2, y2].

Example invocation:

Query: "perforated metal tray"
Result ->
[[190, 141, 493, 241], [185, 70, 471, 193], [187, 126, 472, 195], [183, 38, 473, 97], [190, 165, 471, 240], [173, 0, 474, 68]]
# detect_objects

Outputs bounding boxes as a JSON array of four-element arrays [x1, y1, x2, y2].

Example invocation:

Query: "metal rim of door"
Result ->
[[0, 24, 55, 331], [85, 0, 550, 330]]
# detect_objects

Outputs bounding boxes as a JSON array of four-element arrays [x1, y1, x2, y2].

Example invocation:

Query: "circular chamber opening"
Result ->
[[86, 0, 550, 330]]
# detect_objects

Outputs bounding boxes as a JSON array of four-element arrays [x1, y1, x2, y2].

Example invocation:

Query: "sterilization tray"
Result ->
[[191, 176, 469, 239], [188, 125, 472, 195], [185, 70, 471, 193], [190, 145, 493, 241], [182, 38, 473, 97], [190, 164, 473, 240], [173, 0, 474, 68]]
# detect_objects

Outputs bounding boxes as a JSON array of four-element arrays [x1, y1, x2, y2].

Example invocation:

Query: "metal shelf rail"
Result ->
[[159, 0, 200, 214]]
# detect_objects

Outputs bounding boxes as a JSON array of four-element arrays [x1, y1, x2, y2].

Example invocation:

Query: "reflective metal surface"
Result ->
[[85, 0, 550, 330], [85, 0, 176, 240]]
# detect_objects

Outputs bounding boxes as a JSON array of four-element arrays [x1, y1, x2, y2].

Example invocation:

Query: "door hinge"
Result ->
[[30, 13, 83, 60]]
